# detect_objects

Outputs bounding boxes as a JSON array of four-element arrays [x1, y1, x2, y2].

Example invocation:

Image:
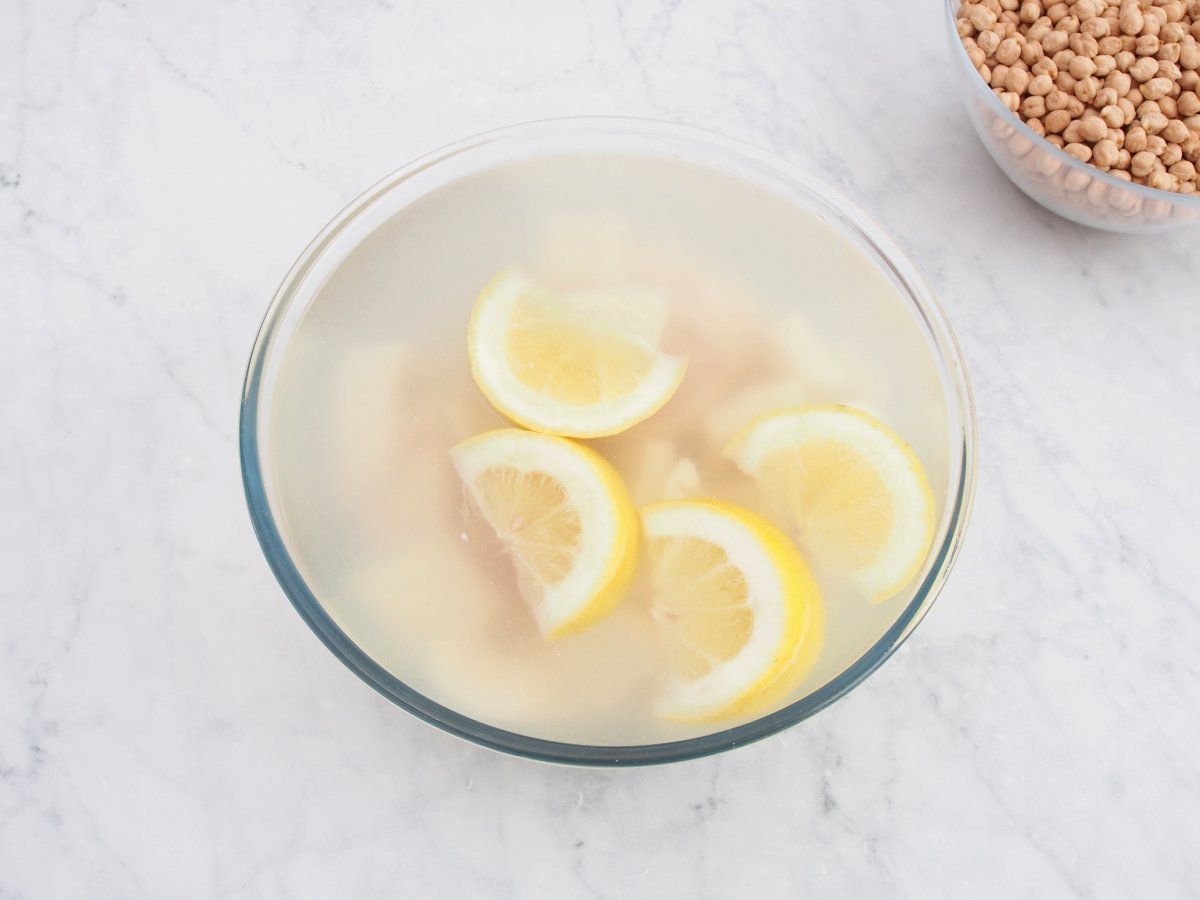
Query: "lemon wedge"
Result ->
[[467, 267, 687, 437], [724, 405, 936, 602], [641, 500, 822, 721], [450, 429, 638, 638]]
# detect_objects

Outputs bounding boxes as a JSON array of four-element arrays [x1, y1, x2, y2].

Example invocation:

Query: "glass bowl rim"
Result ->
[[239, 115, 979, 766], [943, 0, 1200, 211]]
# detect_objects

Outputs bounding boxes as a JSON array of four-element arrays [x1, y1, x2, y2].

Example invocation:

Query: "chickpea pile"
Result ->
[[957, 0, 1200, 195]]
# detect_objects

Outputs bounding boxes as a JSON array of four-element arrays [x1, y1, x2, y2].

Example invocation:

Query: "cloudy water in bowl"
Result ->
[[267, 152, 951, 745]]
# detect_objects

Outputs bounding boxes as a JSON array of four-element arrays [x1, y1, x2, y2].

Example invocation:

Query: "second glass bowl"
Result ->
[[945, 0, 1200, 233]]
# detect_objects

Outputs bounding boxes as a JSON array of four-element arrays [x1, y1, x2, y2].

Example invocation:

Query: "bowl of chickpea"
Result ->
[[947, 0, 1200, 232]]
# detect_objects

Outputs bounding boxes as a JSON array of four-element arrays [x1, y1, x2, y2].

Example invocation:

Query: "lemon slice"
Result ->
[[641, 500, 822, 721], [449, 429, 638, 638], [468, 267, 688, 437], [724, 405, 936, 602]]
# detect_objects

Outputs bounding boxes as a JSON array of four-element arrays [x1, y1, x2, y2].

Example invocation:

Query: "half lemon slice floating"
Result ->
[[450, 429, 638, 638], [468, 268, 688, 438], [642, 500, 822, 721], [724, 405, 936, 602]]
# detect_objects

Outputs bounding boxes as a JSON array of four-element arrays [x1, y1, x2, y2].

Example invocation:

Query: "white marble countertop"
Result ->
[[4, 1, 1199, 897]]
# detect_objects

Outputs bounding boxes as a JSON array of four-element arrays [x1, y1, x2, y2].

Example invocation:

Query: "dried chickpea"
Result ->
[[969, 4, 1000, 30], [1087, 177, 1110, 203], [1143, 109, 1171, 131], [1083, 15, 1111, 37], [1106, 68, 1134, 93], [1064, 141, 1094, 159], [1033, 56, 1060, 76], [1064, 166, 1093, 189], [1023, 94, 1050, 115], [1181, 42, 1200, 68], [1126, 125, 1150, 150], [1070, 31, 1101, 56], [1180, 90, 1200, 115], [1160, 95, 1180, 117], [1102, 103, 1127, 125], [1130, 56, 1161, 79], [1095, 53, 1119, 75], [1162, 141, 1185, 164], [1095, 85, 1121, 106], [1030, 72, 1056, 93], [1076, 74, 1102, 99], [979, 29, 1003, 54], [1080, 115, 1110, 139], [1158, 40, 1183, 62], [1119, 96, 1138, 122], [1119, 5, 1144, 35], [1029, 115, 1049, 135], [1070, 54, 1099, 76], [1170, 158, 1198, 177], [1149, 170, 1180, 189], [997, 37, 1024, 64], [1163, 117, 1192, 139], [1046, 107, 1075, 130], [1048, 88, 1072, 108], [1008, 66, 1034, 92], [1162, 22, 1190, 43], [1099, 35, 1125, 54], [1067, 95, 1088, 115], [1132, 149, 1158, 173], [1021, 1, 1042, 22], [1159, 60, 1184, 80], [1093, 136, 1122, 163], [1043, 29, 1071, 51], [1136, 35, 1163, 56], [1009, 133, 1037, 156]]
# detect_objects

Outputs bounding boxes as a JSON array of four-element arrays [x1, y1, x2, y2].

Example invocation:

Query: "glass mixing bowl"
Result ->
[[944, 0, 1200, 233], [240, 118, 978, 765]]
